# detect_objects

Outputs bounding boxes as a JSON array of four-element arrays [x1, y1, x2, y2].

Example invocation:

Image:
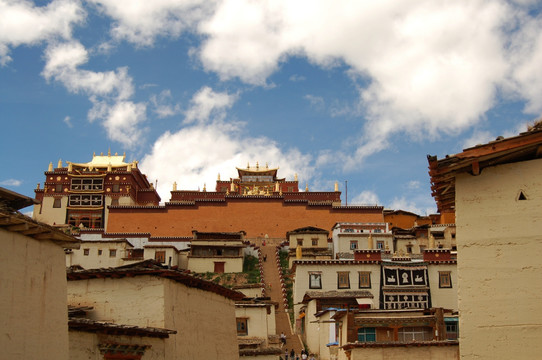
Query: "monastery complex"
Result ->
[[2, 123, 541, 359]]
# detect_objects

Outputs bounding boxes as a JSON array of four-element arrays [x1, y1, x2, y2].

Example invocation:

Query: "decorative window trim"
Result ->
[[358, 271, 371, 289], [309, 272, 322, 289], [439, 271, 452, 288], [337, 271, 350, 289]]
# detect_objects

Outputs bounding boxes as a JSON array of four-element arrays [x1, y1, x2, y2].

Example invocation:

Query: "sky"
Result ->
[[1, 0, 542, 216]]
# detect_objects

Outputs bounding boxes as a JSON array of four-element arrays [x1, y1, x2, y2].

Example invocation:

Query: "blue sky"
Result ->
[[1, 0, 541, 215]]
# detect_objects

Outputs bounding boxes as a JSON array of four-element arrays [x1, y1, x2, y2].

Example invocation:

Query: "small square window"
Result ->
[[83, 248, 89, 256], [359, 272, 371, 288], [439, 271, 452, 288], [236, 318, 248, 336], [109, 249, 117, 257], [98, 249, 102, 256], [53, 198, 62, 208], [155, 251, 166, 263], [376, 241, 384, 250], [350, 241, 358, 250], [338, 272, 350, 289], [309, 272, 322, 289], [312, 238, 318, 246], [297, 238, 303, 246]]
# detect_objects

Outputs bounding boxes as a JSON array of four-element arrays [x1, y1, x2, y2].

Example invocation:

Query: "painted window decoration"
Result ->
[[439, 271, 452, 288], [70, 178, 103, 191], [383, 293, 429, 309], [236, 318, 248, 336], [376, 241, 384, 249], [383, 266, 427, 287], [337, 271, 350, 289], [309, 272, 322, 289], [68, 194, 103, 207], [359, 271, 371, 288], [357, 327, 376, 342]]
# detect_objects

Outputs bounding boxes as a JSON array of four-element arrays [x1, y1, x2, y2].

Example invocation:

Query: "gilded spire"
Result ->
[[335, 181, 339, 192], [203, 183, 207, 192], [108, 148, 111, 156], [48, 162, 53, 172], [294, 173, 298, 182], [217, 173, 221, 181], [57, 159, 63, 168], [173, 181, 177, 191], [305, 183, 309, 191], [68, 162, 73, 172]]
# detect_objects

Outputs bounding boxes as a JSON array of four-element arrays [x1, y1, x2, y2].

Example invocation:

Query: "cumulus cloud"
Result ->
[[0, 179, 22, 187], [64, 115, 73, 128], [140, 86, 313, 201], [42, 41, 145, 147], [388, 196, 436, 216], [351, 190, 380, 206], [183, 86, 237, 124], [0, 0, 84, 65], [150, 90, 181, 118], [87, 0, 215, 46], [304, 94, 325, 109]]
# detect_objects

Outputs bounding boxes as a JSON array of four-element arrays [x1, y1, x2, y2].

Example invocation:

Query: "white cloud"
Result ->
[[183, 86, 237, 124], [87, 0, 215, 46], [42, 41, 145, 147], [388, 196, 436, 216], [150, 90, 181, 118], [407, 180, 421, 190], [351, 190, 380, 206], [0, 179, 22, 187], [0, 0, 84, 65], [304, 94, 324, 109], [63, 115, 73, 128], [140, 86, 313, 201]]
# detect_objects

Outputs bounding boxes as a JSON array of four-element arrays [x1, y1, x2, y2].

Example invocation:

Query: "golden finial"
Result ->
[[107, 163, 112, 172], [230, 180, 235, 192], [305, 183, 309, 191], [68, 162, 73, 172], [127, 163, 132, 171], [218, 173, 221, 181], [36, 183, 40, 190], [335, 181, 339, 192], [57, 159, 63, 168], [173, 181, 177, 191], [294, 173, 298, 181], [108, 148, 111, 156], [93, 151, 96, 157], [203, 183, 207, 192], [48, 162, 53, 172]]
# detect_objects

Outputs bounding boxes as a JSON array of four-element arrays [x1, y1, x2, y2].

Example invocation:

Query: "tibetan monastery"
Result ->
[[106, 162, 384, 238], [34, 156, 384, 239]]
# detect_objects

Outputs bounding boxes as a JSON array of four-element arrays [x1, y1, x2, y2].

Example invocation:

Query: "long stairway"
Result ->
[[259, 239, 304, 356]]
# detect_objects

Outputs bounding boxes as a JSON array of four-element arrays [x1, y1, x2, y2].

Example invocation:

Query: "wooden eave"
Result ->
[[0, 210, 79, 248], [428, 128, 542, 212]]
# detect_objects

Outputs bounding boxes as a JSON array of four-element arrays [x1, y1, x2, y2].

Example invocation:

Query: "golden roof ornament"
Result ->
[[36, 183, 40, 190], [173, 181, 177, 191], [108, 148, 111, 156], [230, 180, 235, 192], [217, 173, 220, 181], [294, 173, 298, 182], [305, 183, 309, 191], [107, 163, 112, 172], [275, 182, 280, 192], [57, 159, 63, 168], [335, 181, 339, 192], [368, 232, 374, 250], [203, 183, 207, 192], [127, 163, 132, 171], [48, 162, 53, 172], [68, 162, 73, 172]]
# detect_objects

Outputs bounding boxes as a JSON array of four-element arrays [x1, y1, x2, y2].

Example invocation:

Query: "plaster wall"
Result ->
[[314, 311, 336, 360], [164, 279, 239, 360], [33, 196, 67, 225], [67, 276, 166, 328], [333, 234, 393, 255], [188, 256, 243, 273], [427, 263, 458, 310], [0, 229, 70, 360], [236, 287, 263, 298], [349, 345, 459, 360], [144, 247, 179, 267], [69, 331, 166, 360], [290, 232, 328, 249], [107, 200, 384, 238], [455, 158, 542, 359], [304, 300, 320, 353]]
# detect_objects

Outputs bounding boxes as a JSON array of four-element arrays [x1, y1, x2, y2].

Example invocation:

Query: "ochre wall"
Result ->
[[107, 200, 384, 238], [455, 158, 542, 359], [1, 230, 70, 360]]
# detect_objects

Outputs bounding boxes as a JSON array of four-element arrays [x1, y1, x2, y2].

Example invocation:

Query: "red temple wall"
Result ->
[[107, 200, 384, 238]]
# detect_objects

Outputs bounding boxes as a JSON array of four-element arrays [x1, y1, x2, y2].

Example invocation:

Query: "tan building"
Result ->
[[188, 231, 246, 273], [67, 260, 245, 359], [331, 222, 392, 258], [287, 226, 332, 267], [428, 124, 542, 359], [0, 187, 79, 360], [235, 299, 281, 359]]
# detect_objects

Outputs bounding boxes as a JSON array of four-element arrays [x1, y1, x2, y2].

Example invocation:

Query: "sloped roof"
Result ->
[[428, 124, 542, 212], [303, 290, 373, 303], [67, 260, 245, 301], [68, 317, 176, 338]]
